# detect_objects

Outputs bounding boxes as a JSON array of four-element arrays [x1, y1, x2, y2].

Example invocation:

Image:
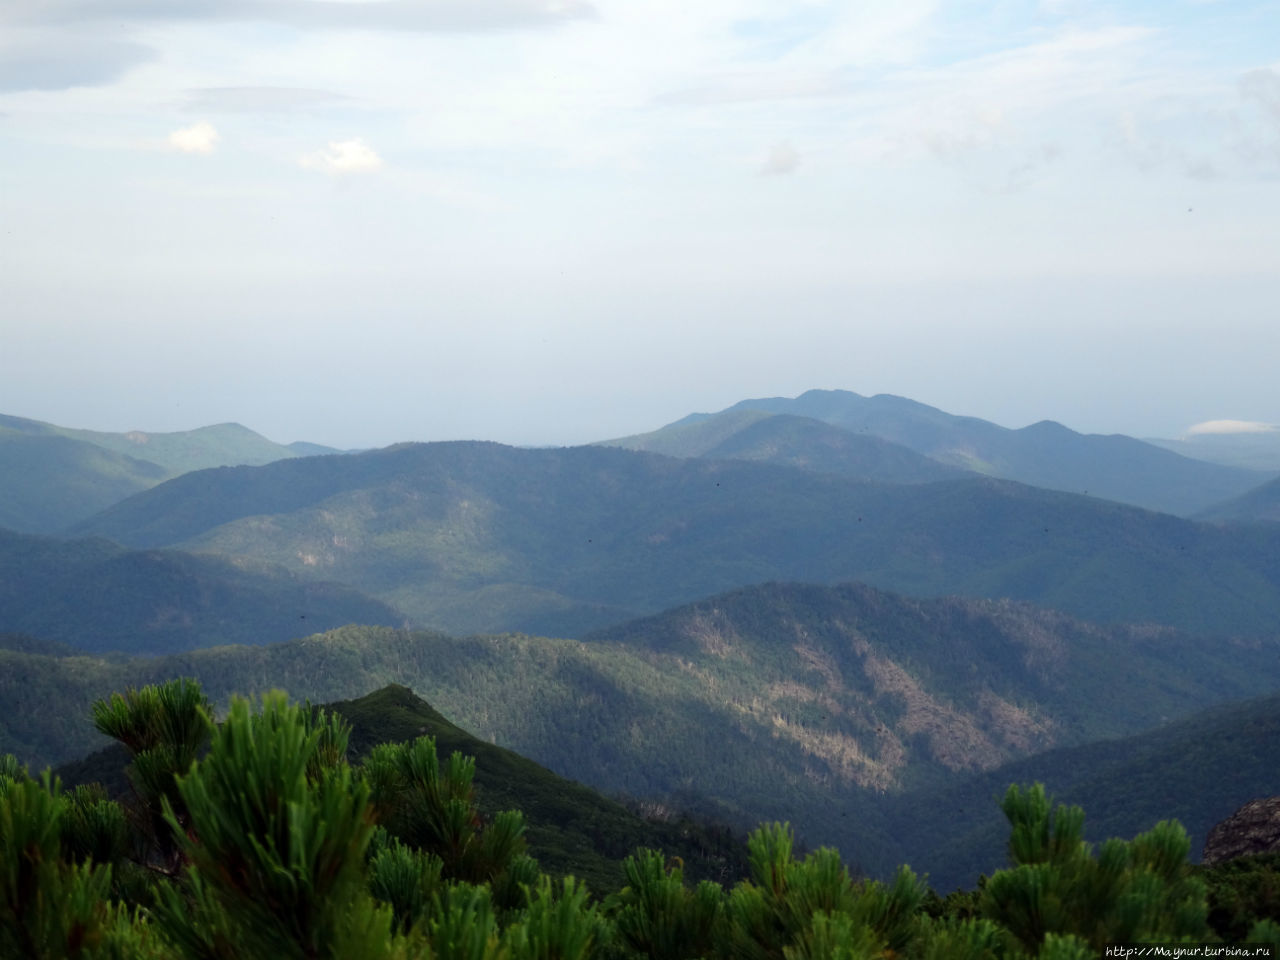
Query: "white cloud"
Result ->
[[760, 140, 800, 175], [168, 121, 219, 153], [1187, 419, 1277, 436], [299, 138, 383, 174]]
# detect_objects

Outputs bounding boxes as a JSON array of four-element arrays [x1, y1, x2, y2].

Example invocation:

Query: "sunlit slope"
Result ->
[[73, 441, 1280, 637], [702, 389, 1274, 516], [0, 412, 318, 474], [0, 527, 404, 654]]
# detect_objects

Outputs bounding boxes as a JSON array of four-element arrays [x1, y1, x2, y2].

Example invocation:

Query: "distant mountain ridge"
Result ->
[[0, 412, 341, 533], [1197, 476, 1280, 525], [69, 440, 1280, 638], [602, 410, 962, 484], [0, 526, 404, 654], [633, 389, 1274, 517]]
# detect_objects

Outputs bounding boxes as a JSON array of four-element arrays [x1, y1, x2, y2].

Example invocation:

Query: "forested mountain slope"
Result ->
[[8, 581, 1280, 880], [0, 527, 404, 654], [1198, 475, 1280, 524], [887, 689, 1280, 892], [71, 441, 1280, 638], [0, 432, 168, 533], [56, 683, 747, 892]]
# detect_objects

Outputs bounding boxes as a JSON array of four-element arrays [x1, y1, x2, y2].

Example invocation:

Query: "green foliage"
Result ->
[[23, 677, 1280, 960], [365, 734, 534, 910], [717, 823, 925, 960], [61, 783, 130, 866], [368, 835, 444, 932], [92, 678, 212, 869], [504, 875, 605, 960], [1199, 852, 1280, 942], [0, 772, 156, 958], [606, 850, 722, 960], [981, 784, 1209, 954], [152, 691, 386, 959]]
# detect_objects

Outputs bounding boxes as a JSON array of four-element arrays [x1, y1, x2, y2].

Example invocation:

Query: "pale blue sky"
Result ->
[[2, 0, 1278, 448]]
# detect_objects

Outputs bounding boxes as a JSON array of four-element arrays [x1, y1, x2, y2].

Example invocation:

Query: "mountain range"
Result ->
[[64, 440, 1280, 638], [607, 390, 1275, 517], [6, 391, 1280, 894], [0, 413, 339, 533]]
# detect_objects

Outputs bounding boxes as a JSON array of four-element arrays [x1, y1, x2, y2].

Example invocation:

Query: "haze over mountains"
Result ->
[[0, 412, 341, 533], [607, 390, 1274, 517], [5, 388, 1280, 891]]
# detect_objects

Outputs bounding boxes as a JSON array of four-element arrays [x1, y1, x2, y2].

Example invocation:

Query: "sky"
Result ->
[[2, 0, 1279, 449]]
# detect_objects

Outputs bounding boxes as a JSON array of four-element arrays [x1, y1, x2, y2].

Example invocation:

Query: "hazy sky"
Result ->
[[3, 0, 1279, 449]]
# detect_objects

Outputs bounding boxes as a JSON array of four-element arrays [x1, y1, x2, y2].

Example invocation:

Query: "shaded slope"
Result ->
[[71, 441, 1280, 638], [329, 684, 747, 889], [0, 527, 404, 655], [1198, 475, 1280, 524], [888, 690, 1280, 892], [0, 412, 338, 533], [715, 389, 1273, 516], [0, 412, 308, 475], [53, 684, 747, 892], [604, 410, 960, 484], [0, 432, 168, 532]]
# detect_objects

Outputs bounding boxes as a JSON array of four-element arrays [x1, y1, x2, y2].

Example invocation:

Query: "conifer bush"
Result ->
[[981, 783, 1210, 954]]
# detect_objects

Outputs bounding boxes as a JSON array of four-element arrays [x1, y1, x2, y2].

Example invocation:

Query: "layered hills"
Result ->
[[69, 441, 1280, 638], [621, 390, 1273, 517], [8, 581, 1280, 880], [0, 527, 403, 654], [0, 413, 338, 532], [603, 409, 962, 484]]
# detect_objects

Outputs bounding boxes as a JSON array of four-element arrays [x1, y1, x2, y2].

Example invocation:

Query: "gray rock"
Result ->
[[1203, 797, 1280, 865]]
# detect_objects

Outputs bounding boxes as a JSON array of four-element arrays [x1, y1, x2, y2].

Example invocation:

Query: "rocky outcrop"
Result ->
[[1203, 797, 1280, 864]]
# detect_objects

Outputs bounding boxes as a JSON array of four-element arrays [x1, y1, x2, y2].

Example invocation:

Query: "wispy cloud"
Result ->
[[184, 86, 349, 113], [1187, 420, 1277, 436], [168, 121, 219, 154], [5, 0, 596, 32], [0, 33, 154, 92], [300, 138, 383, 174], [760, 140, 800, 176]]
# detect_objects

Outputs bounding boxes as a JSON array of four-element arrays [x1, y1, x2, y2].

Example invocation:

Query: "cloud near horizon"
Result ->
[[1187, 420, 1278, 436]]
